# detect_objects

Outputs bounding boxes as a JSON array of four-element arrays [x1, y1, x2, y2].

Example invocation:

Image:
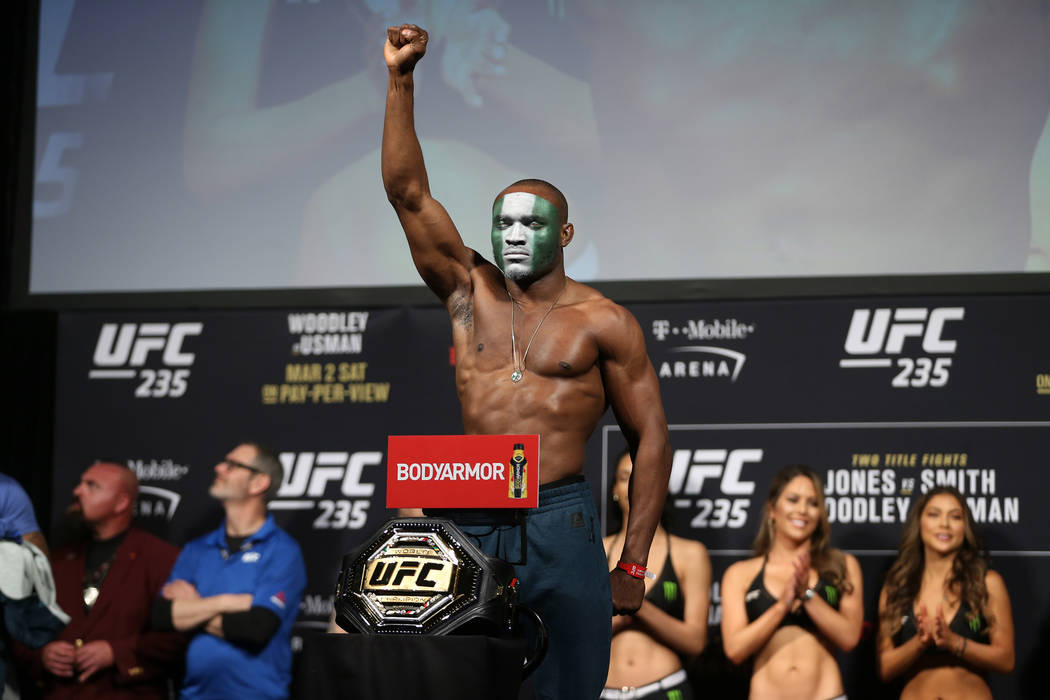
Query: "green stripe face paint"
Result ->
[[491, 192, 562, 281]]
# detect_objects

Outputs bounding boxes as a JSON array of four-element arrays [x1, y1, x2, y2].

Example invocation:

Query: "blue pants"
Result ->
[[451, 480, 612, 700]]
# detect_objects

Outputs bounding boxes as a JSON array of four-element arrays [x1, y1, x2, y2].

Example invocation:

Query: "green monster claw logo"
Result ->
[[969, 612, 981, 633], [663, 581, 679, 603], [666, 690, 683, 700], [824, 585, 839, 606]]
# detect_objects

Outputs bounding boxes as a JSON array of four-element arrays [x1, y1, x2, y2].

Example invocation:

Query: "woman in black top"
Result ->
[[721, 465, 863, 700], [877, 486, 1014, 699], [602, 451, 711, 700]]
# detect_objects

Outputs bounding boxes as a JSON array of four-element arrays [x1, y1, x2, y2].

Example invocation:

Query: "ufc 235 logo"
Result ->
[[840, 307, 964, 388], [90, 323, 203, 398], [275, 452, 380, 530], [669, 449, 760, 529]]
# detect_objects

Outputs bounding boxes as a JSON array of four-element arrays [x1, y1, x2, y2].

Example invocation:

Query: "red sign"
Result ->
[[386, 435, 540, 508]]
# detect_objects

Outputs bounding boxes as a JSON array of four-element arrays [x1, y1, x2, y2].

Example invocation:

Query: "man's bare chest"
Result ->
[[457, 305, 600, 381]]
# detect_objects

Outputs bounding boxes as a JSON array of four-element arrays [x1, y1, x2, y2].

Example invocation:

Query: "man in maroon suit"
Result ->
[[16, 462, 185, 698]]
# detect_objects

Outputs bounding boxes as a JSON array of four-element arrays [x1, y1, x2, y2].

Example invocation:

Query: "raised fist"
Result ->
[[385, 24, 429, 74]]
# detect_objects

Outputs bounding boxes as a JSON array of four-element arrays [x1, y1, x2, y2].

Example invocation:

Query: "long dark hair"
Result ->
[[606, 448, 674, 535], [752, 464, 851, 594], [881, 486, 990, 634]]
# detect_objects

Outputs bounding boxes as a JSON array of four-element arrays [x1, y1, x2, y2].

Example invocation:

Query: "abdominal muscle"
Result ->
[[900, 666, 991, 700], [750, 627, 842, 700], [606, 629, 682, 689], [457, 364, 605, 484]]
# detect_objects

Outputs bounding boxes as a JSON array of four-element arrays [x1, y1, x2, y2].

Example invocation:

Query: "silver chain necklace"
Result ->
[[508, 283, 567, 383]]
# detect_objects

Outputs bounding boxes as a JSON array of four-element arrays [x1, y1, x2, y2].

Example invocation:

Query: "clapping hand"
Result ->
[[779, 550, 811, 609], [915, 602, 935, 647], [931, 603, 960, 652]]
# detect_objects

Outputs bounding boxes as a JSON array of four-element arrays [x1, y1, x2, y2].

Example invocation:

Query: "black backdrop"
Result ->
[[48, 293, 1050, 698]]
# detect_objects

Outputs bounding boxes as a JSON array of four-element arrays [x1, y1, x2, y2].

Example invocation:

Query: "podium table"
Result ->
[[292, 632, 526, 700]]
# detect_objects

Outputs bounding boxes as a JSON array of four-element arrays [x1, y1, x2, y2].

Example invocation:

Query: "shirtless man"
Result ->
[[382, 24, 672, 699]]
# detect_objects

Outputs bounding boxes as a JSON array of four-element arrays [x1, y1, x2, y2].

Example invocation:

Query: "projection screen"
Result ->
[[30, 0, 1050, 294]]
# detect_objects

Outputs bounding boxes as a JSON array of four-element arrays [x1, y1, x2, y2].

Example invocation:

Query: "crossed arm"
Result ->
[[163, 579, 252, 634], [158, 580, 279, 649]]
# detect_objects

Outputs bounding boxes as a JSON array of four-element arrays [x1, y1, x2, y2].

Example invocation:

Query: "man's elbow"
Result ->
[[151, 598, 175, 633], [221, 607, 282, 652], [382, 178, 426, 212]]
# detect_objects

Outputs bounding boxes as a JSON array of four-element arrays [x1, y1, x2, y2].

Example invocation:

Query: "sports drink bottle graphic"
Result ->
[[508, 443, 527, 499]]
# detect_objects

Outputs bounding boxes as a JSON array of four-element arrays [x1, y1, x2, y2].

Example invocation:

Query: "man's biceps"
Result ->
[[603, 359, 652, 396]]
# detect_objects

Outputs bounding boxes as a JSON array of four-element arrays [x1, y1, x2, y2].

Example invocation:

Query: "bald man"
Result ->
[[382, 25, 672, 699], [15, 462, 184, 699]]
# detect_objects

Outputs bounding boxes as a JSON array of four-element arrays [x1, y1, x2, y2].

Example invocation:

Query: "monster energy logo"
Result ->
[[663, 581, 679, 602], [968, 613, 981, 633], [666, 690, 683, 700], [824, 585, 838, 606]]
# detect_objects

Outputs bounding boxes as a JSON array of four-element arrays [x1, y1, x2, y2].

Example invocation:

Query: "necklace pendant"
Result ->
[[83, 585, 100, 609], [511, 370, 523, 383]]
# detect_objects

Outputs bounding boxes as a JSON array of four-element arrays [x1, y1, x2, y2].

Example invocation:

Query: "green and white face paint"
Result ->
[[491, 192, 562, 282]]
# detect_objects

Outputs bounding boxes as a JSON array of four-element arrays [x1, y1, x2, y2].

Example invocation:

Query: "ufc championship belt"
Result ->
[[334, 517, 520, 636]]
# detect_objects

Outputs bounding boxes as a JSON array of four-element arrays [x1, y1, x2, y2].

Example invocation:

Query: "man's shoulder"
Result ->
[[0, 472, 23, 492], [0, 473, 32, 507], [259, 521, 307, 583], [52, 538, 87, 560], [566, 285, 642, 342], [272, 526, 305, 556], [126, 526, 179, 557], [559, 279, 623, 317], [263, 520, 305, 556], [179, 525, 222, 556]]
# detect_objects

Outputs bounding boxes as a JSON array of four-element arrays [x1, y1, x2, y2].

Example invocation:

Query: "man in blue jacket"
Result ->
[[154, 443, 306, 700]]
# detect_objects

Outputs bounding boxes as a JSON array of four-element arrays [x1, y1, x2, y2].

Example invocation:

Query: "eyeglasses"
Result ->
[[223, 457, 263, 474]]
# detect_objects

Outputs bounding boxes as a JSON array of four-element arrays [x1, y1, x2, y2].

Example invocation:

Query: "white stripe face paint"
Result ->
[[491, 192, 562, 281]]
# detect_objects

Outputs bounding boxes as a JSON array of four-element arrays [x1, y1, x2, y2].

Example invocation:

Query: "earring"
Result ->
[[612, 493, 620, 502]]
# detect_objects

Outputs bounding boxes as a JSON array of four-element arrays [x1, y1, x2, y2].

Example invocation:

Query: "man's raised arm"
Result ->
[[382, 24, 474, 302]]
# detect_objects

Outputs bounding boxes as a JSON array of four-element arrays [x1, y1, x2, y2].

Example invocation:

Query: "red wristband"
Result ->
[[616, 561, 648, 579]]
